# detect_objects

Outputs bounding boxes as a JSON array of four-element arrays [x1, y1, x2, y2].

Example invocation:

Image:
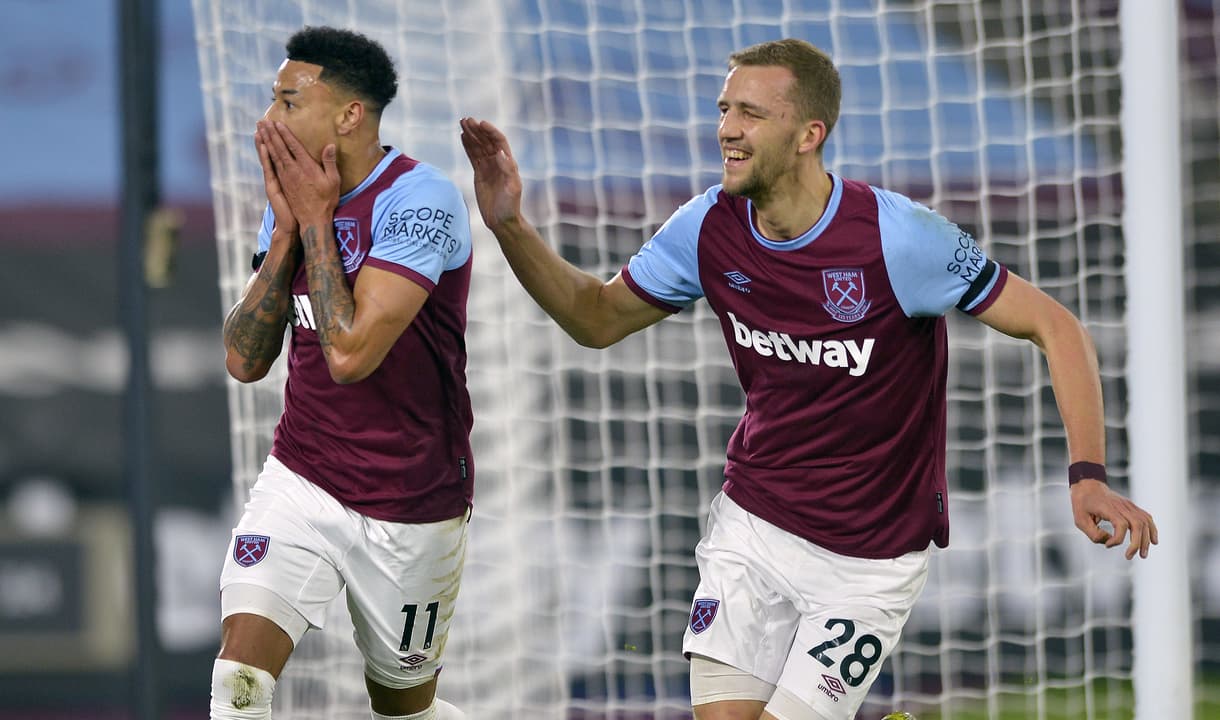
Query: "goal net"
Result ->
[[193, 1, 1138, 717]]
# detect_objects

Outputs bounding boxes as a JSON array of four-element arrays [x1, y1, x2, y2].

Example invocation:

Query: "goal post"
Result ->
[[1121, 3, 1192, 720], [192, 2, 1164, 717]]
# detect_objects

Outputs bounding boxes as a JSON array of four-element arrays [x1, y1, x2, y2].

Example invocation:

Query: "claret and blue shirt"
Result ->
[[623, 174, 1006, 558]]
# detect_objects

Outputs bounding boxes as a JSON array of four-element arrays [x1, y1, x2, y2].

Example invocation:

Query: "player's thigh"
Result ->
[[365, 673, 438, 716], [683, 493, 802, 690], [343, 508, 470, 690], [771, 549, 929, 720], [690, 654, 773, 720], [218, 610, 295, 678], [219, 456, 347, 639], [692, 699, 768, 720]]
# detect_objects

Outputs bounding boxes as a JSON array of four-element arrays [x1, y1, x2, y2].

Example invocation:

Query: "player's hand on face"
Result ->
[[459, 117, 524, 230], [257, 121, 341, 221], [1070, 480, 1158, 559], [254, 128, 299, 237]]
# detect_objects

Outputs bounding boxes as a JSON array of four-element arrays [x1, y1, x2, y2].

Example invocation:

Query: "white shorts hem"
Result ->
[[220, 582, 311, 646]]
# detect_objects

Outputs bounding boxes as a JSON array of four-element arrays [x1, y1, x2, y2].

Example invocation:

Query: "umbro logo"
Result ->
[[818, 673, 846, 702], [821, 674, 845, 695], [399, 653, 428, 671], [724, 270, 752, 293]]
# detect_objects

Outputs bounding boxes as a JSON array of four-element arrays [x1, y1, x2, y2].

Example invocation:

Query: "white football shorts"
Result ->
[[683, 492, 929, 720], [219, 455, 469, 688]]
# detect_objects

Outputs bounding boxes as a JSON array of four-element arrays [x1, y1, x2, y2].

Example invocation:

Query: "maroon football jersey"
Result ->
[[258, 149, 475, 523], [623, 176, 1006, 558]]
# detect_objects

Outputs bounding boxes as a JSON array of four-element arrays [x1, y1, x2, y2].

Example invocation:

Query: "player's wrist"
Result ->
[[489, 212, 526, 235], [296, 211, 334, 230], [1068, 461, 1107, 486], [270, 221, 299, 239], [267, 234, 300, 256]]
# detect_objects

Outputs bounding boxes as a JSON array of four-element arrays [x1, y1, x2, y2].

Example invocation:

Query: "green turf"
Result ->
[[881, 675, 1220, 720]]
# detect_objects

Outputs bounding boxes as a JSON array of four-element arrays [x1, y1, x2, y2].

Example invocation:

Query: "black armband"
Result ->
[[955, 259, 998, 311], [251, 250, 267, 272], [1068, 461, 1107, 486]]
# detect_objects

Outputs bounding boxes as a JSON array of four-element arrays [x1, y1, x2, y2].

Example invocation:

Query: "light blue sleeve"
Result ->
[[875, 186, 1002, 317], [257, 204, 274, 253], [624, 186, 718, 307], [369, 165, 472, 284]]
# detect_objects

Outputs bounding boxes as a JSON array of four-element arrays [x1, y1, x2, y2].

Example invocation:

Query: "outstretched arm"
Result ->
[[259, 121, 428, 384], [975, 272, 1158, 559], [459, 117, 668, 348]]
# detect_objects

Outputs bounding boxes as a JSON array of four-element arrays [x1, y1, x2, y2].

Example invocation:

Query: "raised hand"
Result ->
[[257, 120, 341, 224], [459, 117, 524, 231], [255, 127, 298, 238], [1070, 480, 1158, 559]]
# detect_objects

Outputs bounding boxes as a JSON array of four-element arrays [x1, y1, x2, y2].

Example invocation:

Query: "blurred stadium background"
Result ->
[[0, 1, 1216, 718]]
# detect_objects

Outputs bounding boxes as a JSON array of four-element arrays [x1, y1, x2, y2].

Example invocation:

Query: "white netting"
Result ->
[[193, 1, 1140, 717], [1183, 1, 1220, 716]]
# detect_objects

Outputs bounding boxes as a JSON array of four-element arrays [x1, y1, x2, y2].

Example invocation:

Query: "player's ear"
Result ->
[[335, 99, 364, 136], [798, 119, 826, 156]]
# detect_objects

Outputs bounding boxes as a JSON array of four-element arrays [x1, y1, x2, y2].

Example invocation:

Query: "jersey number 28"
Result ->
[[807, 617, 883, 687]]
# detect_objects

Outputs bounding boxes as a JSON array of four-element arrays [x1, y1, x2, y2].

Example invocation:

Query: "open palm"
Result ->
[[459, 117, 524, 229]]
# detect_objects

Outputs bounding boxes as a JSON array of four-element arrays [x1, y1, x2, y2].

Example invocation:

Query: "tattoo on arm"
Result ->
[[300, 224, 356, 356], [222, 249, 297, 373]]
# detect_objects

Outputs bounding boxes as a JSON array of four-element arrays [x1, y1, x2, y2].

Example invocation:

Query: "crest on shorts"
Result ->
[[821, 268, 871, 323], [689, 598, 720, 634], [233, 534, 270, 567], [333, 217, 366, 273]]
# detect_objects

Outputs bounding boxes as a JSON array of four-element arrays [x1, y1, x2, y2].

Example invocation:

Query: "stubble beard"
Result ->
[[723, 160, 775, 206]]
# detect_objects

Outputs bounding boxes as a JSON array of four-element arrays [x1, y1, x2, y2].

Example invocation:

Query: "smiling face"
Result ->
[[716, 64, 825, 203], [262, 59, 339, 162]]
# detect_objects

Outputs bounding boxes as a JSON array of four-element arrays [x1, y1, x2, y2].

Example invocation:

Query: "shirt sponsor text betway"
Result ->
[[727, 312, 875, 377]]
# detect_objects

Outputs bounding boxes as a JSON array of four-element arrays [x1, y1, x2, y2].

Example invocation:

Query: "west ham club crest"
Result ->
[[689, 598, 720, 634], [333, 217, 366, 273], [822, 268, 871, 323], [234, 534, 270, 567]]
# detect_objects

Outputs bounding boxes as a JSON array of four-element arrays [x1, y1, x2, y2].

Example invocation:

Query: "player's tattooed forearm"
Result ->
[[223, 252, 295, 370], [224, 307, 289, 371], [301, 224, 356, 352]]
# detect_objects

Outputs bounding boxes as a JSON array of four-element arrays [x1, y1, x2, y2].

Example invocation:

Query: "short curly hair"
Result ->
[[286, 26, 398, 114]]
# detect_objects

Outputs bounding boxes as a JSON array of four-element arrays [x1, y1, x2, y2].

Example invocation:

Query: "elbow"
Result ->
[[565, 323, 619, 350], [571, 331, 610, 349], [325, 352, 374, 385], [1074, 318, 1099, 360], [225, 353, 270, 384], [577, 335, 616, 350], [329, 369, 368, 385], [1075, 317, 1096, 348], [1037, 307, 1095, 357]]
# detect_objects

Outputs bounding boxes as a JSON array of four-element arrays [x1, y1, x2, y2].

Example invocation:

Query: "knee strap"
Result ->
[[211, 658, 276, 720], [369, 699, 465, 720]]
